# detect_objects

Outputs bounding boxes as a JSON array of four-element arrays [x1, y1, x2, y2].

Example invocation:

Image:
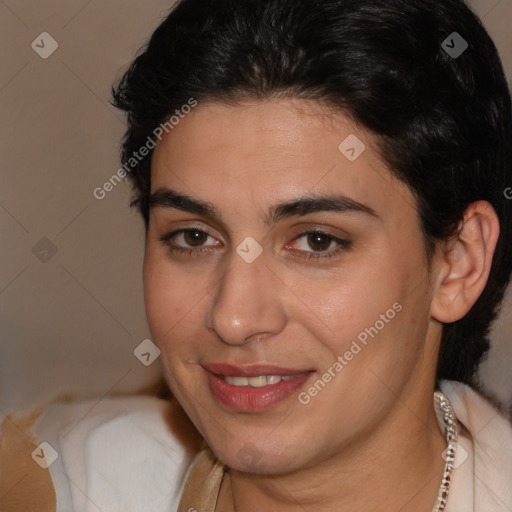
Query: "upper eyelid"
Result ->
[[160, 228, 219, 244], [152, 209, 357, 239]]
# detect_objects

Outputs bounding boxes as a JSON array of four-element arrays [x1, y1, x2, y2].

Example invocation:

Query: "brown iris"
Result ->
[[306, 232, 332, 251], [184, 229, 208, 246]]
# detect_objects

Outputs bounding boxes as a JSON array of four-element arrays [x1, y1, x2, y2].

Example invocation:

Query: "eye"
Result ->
[[286, 231, 351, 261], [159, 228, 219, 255], [159, 228, 351, 262]]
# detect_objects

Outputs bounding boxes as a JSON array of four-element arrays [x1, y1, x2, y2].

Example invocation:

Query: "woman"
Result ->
[[112, 0, 512, 509], [3, 0, 511, 510]]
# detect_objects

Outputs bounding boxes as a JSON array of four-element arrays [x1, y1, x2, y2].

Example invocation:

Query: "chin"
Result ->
[[208, 438, 310, 475]]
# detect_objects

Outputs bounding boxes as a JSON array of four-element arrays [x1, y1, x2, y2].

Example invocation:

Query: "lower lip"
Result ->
[[205, 370, 314, 412]]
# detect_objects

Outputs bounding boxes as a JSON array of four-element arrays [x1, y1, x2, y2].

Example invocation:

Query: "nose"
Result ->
[[205, 249, 287, 346]]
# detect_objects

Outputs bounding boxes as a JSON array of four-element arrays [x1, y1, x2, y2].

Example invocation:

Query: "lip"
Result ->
[[202, 362, 313, 377], [203, 364, 315, 412]]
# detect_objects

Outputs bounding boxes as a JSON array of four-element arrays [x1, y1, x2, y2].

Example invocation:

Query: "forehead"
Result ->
[[152, 98, 365, 162], [153, 99, 364, 179], [150, 98, 416, 224]]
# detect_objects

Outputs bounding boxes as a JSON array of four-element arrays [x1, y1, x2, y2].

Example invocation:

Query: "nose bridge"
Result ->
[[206, 250, 285, 345]]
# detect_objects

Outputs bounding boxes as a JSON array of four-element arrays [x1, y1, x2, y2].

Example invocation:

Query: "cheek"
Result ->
[[290, 255, 403, 341], [143, 252, 191, 340], [300, 264, 420, 384], [142, 249, 214, 364]]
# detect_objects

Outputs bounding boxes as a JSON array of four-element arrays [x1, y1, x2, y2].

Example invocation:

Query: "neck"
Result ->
[[217, 390, 447, 512]]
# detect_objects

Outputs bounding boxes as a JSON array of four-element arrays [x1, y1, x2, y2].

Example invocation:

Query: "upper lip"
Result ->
[[202, 363, 314, 377]]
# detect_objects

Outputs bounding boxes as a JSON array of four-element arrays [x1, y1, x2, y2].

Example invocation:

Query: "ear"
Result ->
[[431, 201, 500, 323]]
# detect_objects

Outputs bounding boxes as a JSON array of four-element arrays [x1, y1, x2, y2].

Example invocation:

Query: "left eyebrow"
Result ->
[[148, 187, 378, 225], [264, 194, 379, 225]]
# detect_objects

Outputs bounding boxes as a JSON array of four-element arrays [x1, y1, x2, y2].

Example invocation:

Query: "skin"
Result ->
[[143, 98, 499, 511]]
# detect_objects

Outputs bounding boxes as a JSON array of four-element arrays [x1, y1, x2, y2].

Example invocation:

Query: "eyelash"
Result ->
[[158, 228, 352, 262]]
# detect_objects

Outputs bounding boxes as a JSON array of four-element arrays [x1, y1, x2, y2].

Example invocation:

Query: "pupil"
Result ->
[[308, 233, 330, 251], [185, 230, 206, 246]]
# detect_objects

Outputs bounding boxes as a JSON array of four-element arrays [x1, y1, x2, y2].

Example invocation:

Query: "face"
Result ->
[[144, 98, 441, 474]]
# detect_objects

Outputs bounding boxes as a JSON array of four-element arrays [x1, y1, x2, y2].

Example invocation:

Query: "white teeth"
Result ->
[[248, 376, 268, 387], [229, 376, 249, 386], [223, 373, 308, 387], [224, 375, 284, 387]]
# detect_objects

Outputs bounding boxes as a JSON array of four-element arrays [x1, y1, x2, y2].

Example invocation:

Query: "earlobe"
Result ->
[[431, 201, 500, 324]]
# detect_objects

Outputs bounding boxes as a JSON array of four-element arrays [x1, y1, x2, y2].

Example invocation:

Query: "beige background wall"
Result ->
[[1, 0, 512, 419]]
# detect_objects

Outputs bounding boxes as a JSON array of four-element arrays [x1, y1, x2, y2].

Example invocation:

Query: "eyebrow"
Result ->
[[149, 187, 378, 225]]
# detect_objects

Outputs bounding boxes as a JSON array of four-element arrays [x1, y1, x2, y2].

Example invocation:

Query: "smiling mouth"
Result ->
[[204, 365, 315, 412]]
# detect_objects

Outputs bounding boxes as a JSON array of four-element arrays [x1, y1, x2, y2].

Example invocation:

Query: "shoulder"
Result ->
[[440, 379, 512, 448], [6, 394, 202, 512], [440, 380, 512, 510]]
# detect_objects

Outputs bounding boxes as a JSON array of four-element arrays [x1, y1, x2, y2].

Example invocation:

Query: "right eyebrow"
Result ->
[[149, 187, 224, 223]]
